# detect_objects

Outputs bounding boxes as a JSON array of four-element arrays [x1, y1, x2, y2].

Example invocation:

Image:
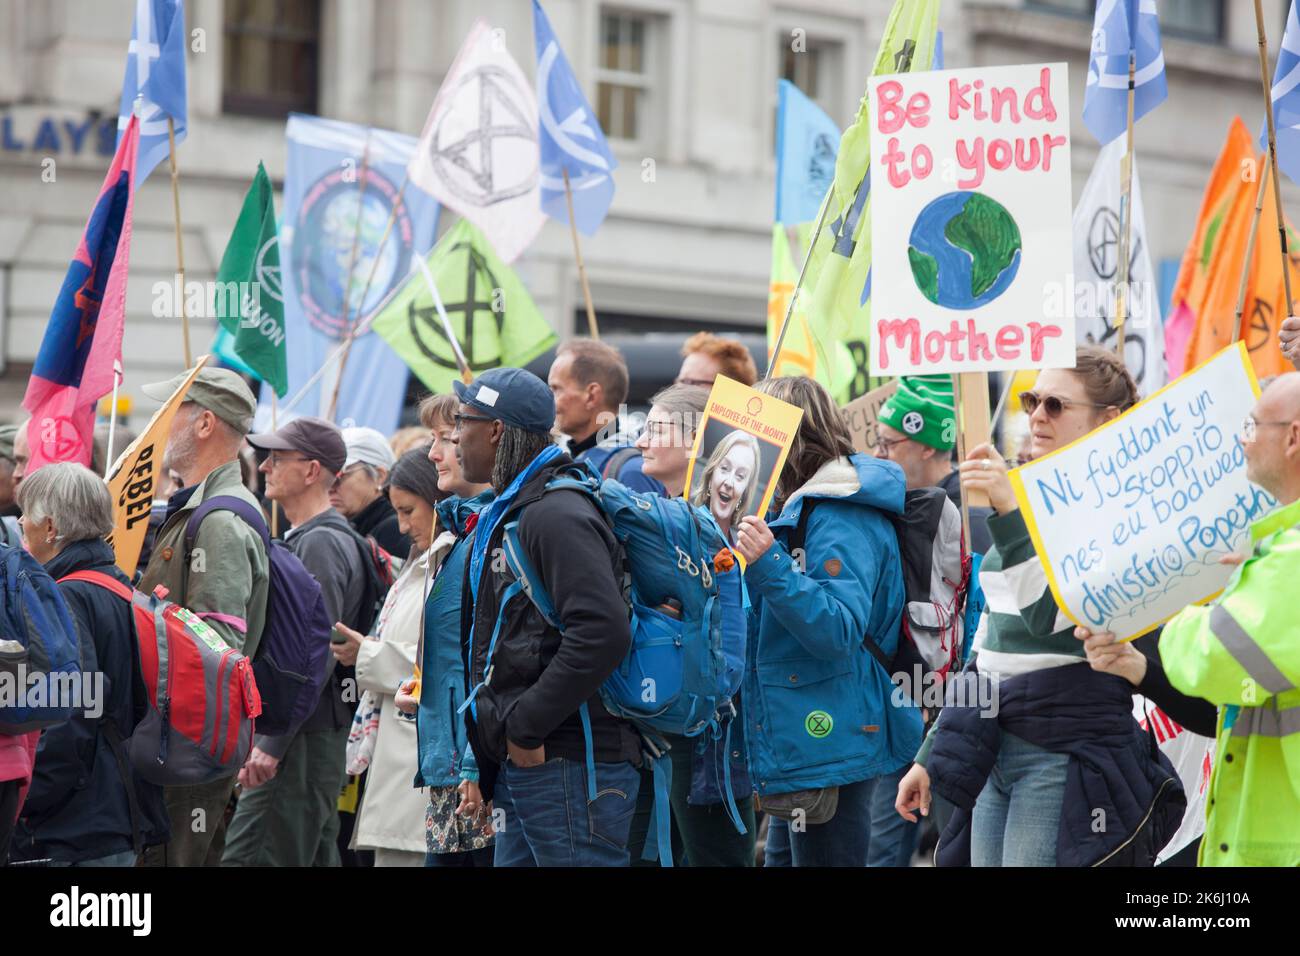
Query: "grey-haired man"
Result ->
[[137, 368, 271, 867]]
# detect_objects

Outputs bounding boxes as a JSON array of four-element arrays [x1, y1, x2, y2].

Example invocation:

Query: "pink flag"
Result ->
[[22, 115, 139, 473]]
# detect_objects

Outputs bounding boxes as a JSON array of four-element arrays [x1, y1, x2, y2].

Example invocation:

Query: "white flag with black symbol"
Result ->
[[408, 18, 545, 263], [1071, 137, 1166, 394]]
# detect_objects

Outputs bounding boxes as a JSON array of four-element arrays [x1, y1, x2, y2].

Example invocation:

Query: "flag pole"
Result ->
[[270, 390, 280, 538], [951, 373, 973, 560], [103, 360, 123, 481], [562, 168, 600, 340], [1253, 0, 1296, 319], [167, 116, 192, 368], [1113, 50, 1137, 360], [326, 137, 374, 421], [413, 246, 474, 385], [1234, 160, 1272, 343], [768, 189, 833, 378]]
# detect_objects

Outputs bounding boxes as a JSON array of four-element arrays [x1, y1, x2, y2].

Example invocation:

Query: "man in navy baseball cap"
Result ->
[[451, 366, 642, 866]]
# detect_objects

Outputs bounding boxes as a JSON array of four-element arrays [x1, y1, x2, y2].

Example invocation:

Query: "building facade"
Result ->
[[0, 0, 1293, 424]]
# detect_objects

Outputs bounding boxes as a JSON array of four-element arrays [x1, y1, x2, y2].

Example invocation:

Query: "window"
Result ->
[[778, 33, 842, 120], [596, 11, 654, 142], [223, 0, 320, 118], [1029, 0, 1223, 43]]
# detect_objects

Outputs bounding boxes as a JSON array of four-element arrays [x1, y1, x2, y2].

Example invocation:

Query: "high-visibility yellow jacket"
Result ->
[[1160, 496, 1300, 866]]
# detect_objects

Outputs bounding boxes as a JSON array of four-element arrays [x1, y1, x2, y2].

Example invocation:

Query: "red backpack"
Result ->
[[59, 570, 262, 786]]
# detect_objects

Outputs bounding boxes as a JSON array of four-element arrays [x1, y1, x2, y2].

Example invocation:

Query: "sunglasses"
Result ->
[[1019, 391, 1111, 419]]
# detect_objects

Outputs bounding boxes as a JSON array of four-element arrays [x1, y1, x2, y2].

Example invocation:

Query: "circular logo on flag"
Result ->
[[407, 240, 506, 373], [254, 236, 283, 304], [805, 711, 833, 739], [292, 166, 415, 339], [902, 411, 924, 435]]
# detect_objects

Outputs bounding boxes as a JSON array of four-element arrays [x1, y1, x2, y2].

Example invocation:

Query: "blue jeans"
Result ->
[[49, 849, 138, 867], [864, 765, 920, 867], [763, 813, 791, 867], [424, 846, 495, 867], [970, 730, 1069, 867], [492, 757, 640, 867]]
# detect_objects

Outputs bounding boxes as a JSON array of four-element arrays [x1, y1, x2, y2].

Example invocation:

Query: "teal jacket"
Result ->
[[415, 490, 493, 789], [743, 453, 923, 795]]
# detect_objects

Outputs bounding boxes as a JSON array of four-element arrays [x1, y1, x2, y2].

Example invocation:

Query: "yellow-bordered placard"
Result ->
[[1007, 341, 1269, 642], [682, 376, 804, 559]]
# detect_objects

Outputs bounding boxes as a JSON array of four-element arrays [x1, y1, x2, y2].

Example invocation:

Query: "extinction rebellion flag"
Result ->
[[214, 163, 288, 397]]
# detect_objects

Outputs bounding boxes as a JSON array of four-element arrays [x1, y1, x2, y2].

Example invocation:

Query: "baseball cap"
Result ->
[[342, 426, 396, 471], [452, 367, 555, 434], [142, 367, 258, 433], [0, 425, 17, 462], [247, 416, 347, 475]]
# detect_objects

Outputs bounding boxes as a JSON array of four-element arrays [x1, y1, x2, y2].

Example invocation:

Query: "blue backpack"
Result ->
[[489, 462, 749, 864], [0, 545, 83, 734], [184, 497, 333, 738]]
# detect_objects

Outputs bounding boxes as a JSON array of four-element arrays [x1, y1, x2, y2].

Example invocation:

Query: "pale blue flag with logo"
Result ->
[[1263, 0, 1300, 186], [254, 115, 441, 435], [532, 0, 617, 234], [775, 81, 841, 225], [1083, 0, 1167, 145], [116, 0, 187, 185]]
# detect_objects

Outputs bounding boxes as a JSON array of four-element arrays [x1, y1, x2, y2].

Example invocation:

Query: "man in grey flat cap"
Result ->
[[136, 367, 271, 868], [0, 425, 23, 546]]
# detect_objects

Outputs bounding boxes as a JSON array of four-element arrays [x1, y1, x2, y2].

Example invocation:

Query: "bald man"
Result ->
[[1150, 373, 1300, 865]]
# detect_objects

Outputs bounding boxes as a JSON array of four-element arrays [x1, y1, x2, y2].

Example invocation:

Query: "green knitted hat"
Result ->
[[877, 375, 956, 451]]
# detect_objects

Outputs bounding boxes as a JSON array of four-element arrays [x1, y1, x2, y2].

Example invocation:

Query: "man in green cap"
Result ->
[[0, 424, 21, 546], [876, 374, 991, 554], [136, 367, 271, 868]]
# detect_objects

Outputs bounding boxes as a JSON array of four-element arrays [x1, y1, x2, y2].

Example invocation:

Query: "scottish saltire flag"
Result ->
[[1263, 1, 1300, 185], [23, 117, 140, 473], [1083, 0, 1167, 145], [408, 18, 545, 263], [116, 0, 187, 185], [775, 80, 840, 225], [253, 115, 441, 435], [935, 30, 944, 70], [533, 0, 617, 234]]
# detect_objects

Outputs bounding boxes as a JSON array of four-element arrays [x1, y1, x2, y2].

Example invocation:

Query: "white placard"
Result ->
[[868, 63, 1074, 375]]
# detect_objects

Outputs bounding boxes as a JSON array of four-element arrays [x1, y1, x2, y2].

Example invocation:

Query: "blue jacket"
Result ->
[[742, 453, 923, 795], [11, 539, 170, 863], [414, 490, 493, 789]]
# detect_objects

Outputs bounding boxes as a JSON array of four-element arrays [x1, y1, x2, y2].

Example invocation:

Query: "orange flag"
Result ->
[[1231, 172, 1300, 379], [1169, 118, 1257, 377]]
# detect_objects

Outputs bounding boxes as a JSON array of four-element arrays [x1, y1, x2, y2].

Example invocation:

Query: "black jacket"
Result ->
[[928, 663, 1186, 867], [11, 539, 170, 863], [351, 494, 410, 559], [461, 454, 640, 800]]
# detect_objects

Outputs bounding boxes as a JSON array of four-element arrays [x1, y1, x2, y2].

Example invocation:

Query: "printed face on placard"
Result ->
[[689, 422, 782, 540], [867, 63, 1075, 376]]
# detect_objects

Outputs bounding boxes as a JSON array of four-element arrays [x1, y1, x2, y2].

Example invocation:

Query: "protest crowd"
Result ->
[[3, 0, 1300, 875]]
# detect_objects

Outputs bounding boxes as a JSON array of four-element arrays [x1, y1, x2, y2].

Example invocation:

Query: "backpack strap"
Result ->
[[58, 569, 134, 603], [600, 446, 642, 481], [184, 495, 271, 551]]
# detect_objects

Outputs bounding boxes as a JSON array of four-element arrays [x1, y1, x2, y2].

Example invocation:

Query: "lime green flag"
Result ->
[[371, 220, 557, 393], [214, 162, 287, 396], [768, 224, 854, 401], [804, 0, 941, 357]]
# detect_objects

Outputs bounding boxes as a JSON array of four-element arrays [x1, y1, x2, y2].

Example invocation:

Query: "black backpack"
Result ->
[[788, 486, 970, 699]]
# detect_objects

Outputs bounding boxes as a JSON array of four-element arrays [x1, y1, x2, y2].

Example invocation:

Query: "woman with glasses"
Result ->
[[897, 345, 1187, 867]]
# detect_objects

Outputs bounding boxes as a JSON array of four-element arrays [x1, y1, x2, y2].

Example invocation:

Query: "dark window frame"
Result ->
[[222, 0, 321, 119]]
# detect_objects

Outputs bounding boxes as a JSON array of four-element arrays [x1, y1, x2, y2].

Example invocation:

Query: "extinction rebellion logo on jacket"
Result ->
[[293, 166, 415, 339], [50, 886, 151, 936]]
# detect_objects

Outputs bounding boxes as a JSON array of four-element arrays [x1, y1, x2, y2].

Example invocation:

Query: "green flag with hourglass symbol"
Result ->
[[371, 219, 557, 393]]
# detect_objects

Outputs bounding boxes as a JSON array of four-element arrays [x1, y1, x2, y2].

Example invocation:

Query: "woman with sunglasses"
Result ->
[[896, 345, 1187, 867]]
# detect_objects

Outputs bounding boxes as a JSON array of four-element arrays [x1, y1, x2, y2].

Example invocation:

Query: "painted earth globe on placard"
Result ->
[[907, 191, 1022, 310]]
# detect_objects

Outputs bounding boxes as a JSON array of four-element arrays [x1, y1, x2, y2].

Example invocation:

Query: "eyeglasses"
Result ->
[[1240, 416, 1294, 442], [1019, 391, 1111, 419], [675, 377, 714, 388], [452, 412, 496, 428], [267, 453, 311, 468], [874, 435, 910, 458]]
